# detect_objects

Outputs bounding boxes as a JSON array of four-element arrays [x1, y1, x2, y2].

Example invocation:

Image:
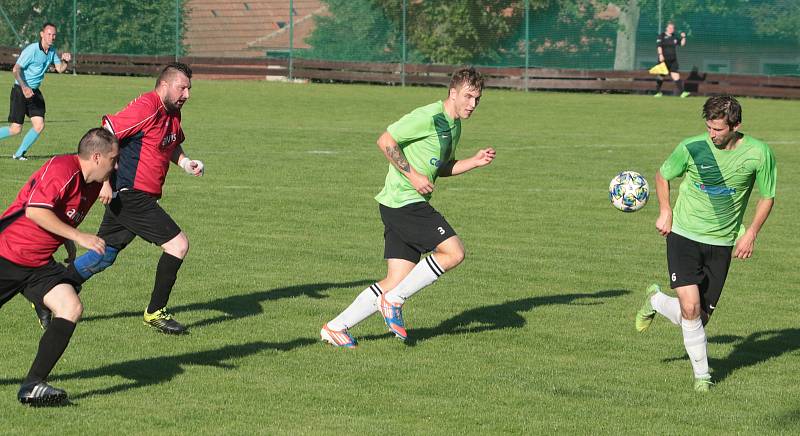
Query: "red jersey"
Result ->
[[0, 155, 102, 267], [103, 91, 185, 198]]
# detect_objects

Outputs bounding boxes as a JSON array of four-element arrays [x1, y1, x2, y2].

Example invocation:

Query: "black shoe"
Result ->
[[143, 308, 187, 334], [18, 382, 68, 406], [31, 303, 52, 330]]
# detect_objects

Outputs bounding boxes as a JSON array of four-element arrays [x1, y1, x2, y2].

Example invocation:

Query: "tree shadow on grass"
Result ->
[[363, 289, 630, 346], [663, 328, 800, 384], [82, 280, 372, 329], [0, 338, 317, 399]]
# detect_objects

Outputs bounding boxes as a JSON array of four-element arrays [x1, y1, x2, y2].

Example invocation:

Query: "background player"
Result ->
[[654, 21, 688, 98], [64, 63, 204, 335], [321, 67, 496, 347], [0, 128, 118, 406], [635, 95, 776, 392], [0, 22, 71, 160]]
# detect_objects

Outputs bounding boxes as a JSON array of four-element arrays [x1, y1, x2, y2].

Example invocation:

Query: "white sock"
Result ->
[[384, 255, 444, 304], [652, 292, 681, 325], [681, 317, 709, 378], [327, 283, 383, 331]]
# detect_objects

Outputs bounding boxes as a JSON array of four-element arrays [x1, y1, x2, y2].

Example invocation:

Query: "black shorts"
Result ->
[[8, 84, 45, 124], [0, 256, 75, 309], [379, 202, 457, 263], [664, 58, 679, 73], [97, 190, 182, 249], [666, 232, 732, 318]]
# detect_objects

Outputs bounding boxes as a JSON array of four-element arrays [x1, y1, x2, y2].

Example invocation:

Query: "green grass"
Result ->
[[0, 72, 798, 434]]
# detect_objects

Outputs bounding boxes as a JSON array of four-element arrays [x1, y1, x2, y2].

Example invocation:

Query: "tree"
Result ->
[[304, 0, 402, 62]]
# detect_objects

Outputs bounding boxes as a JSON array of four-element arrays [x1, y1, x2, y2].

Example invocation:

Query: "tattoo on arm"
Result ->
[[386, 145, 411, 173]]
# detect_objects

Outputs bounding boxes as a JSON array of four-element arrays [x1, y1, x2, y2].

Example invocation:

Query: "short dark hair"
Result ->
[[77, 128, 117, 158], [155, 62, 192, 88], [702, 95, 742, 127], [449, 67, 484, 92], [41, 22, 56, 32]]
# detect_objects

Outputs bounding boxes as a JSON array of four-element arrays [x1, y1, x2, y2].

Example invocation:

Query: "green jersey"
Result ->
[[660, 133, 777, 246], [375, 101, 461, 208]]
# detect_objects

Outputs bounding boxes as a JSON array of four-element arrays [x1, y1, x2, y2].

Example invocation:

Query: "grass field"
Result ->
[[0, 71, 798, 434]]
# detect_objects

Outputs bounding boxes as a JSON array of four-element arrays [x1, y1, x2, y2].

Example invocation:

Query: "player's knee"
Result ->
[[74, 246, 119, 280], [680, 303, 701, 321], [163, 233, 189, 259], [8, 124, 22, 135], [51, 297, 83, 322]]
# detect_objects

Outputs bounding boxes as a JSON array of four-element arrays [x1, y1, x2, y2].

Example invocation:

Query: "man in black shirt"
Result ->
[[655, 22, 688, 98]]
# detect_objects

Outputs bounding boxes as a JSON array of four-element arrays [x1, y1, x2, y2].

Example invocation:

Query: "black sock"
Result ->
[[147, 252, 183, 313], [676, 80, 685, 93], [655, 78, 663, 92], [23, 317, 76, 385]]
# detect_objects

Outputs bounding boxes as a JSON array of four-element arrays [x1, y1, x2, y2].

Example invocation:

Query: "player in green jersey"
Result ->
[[635, 95, 777, 392], [321, 67, 496, 347]]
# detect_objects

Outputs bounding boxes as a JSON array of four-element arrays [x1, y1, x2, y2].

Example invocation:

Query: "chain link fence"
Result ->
[[1, 0, 797, 76]]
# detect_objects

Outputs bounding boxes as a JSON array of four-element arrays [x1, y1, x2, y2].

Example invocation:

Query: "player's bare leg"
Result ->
[[13, 116, 44, 160]]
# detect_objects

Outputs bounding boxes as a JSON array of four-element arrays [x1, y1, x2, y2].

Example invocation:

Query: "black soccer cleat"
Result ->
[[31, 303, 52, 330], [143, 308, 187, 335], [18, 382, 68, 406]]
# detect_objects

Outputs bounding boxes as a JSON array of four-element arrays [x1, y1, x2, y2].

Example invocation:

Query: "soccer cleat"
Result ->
[[680, 91, 690, 98], [320, 324, 357, 348], [143, 307, 187, 334], [693, 376, 713, 393], [635, 284, 660, 333], [653, 92, 663, 98], [18, 381, 67, 406], [32, 303, 52, 330], [377, 294, 407, 341], [12, 154, 28, 161]]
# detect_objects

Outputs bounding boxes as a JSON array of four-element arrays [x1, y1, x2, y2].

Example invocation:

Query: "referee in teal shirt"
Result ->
[[1, 22, 71, 160]]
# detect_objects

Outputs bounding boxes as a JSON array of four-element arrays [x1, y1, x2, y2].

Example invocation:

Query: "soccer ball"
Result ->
[[609, 171, 649, 212]]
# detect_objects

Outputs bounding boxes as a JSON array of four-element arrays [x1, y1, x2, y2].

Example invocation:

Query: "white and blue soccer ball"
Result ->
[[609, 171, 649, 212]]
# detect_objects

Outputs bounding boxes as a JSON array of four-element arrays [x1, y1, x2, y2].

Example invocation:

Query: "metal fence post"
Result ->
[[524, 0, 529, 91], [401, 0, 406, 87], [289, 0, 294, 81], [73, 0, 77, 74], [175, 0, 180, 60]]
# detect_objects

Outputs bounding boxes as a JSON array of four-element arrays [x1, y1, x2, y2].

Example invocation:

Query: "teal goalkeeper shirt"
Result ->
[[15, 42, 61, 89]]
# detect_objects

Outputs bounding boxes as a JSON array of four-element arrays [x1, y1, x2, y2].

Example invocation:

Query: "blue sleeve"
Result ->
[[52, 52, 61, 65], [16, 44, 35, 68]]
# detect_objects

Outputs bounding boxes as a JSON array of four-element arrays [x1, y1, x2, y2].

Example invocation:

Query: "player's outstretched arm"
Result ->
[[438, 147, 496, 177], [654, 170, 672, 236], [55, 52, 71, 73], [377, 131, 432, 194], [734, 197, 774, 259], [26, 207, 105, 255]]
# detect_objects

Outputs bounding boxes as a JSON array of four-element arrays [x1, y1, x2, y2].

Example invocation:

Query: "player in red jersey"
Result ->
[[65, 63, 204, 335], [0, 128, 118, 406]]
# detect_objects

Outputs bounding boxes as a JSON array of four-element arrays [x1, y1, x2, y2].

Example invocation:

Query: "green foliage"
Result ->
[[0, 0, 186, 55], [748, 0, 800, 42], [303, 0, 402, 62]]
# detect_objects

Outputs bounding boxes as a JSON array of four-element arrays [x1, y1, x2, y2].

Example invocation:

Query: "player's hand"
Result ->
[[472, 147, 496, 168], [98, 182, 113, 205], [655, 211, 672, 236], [21, 86, 34, 99], [61, 52, 72, 62], [180, 157, 205, 176], [408, 172, 434, 195], [75, 233, 106, 255], [733, 230, 756, 259]]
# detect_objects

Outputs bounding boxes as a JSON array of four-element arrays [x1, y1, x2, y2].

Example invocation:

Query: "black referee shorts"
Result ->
[[0, 256, 76, 309], [379, 202, 457, 263], [666, 232, 732, 320], [665, 58, 680, 73], [8, 84, 45, 124], [97, 190, 182, 249]]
